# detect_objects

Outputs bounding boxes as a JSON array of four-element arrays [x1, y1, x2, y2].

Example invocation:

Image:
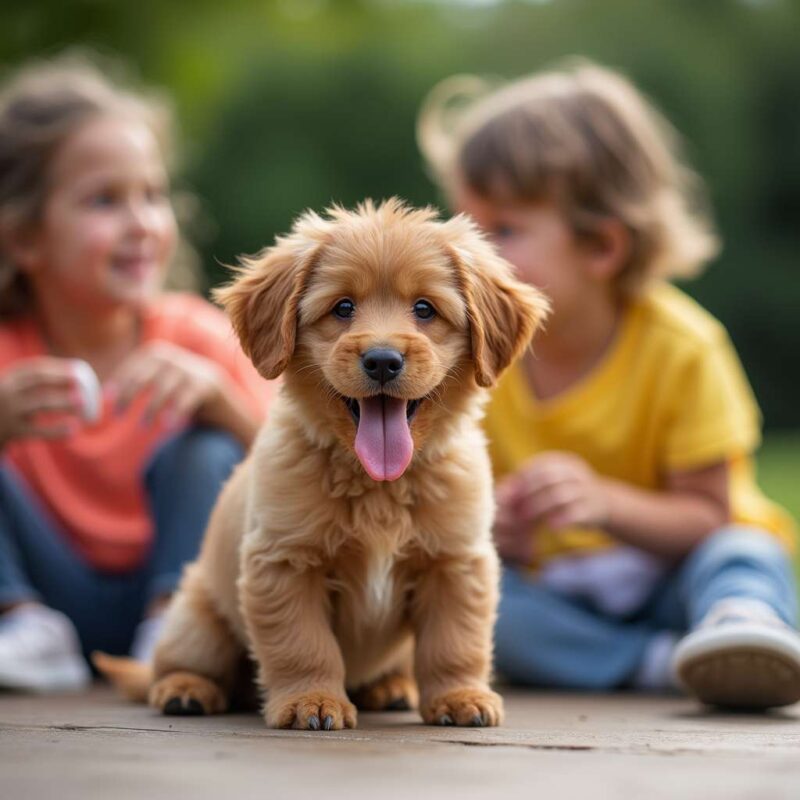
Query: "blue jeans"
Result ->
[[0, 427, 244, 658], [494, 526, 798, 689]]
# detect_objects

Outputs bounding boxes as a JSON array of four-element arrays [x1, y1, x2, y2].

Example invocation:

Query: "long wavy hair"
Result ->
[[0, 50, 200, 320]]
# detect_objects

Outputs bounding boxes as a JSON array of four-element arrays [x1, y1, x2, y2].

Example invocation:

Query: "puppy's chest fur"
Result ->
[[259, 425, 484, 644], [326, 490, 418, 635], [330, 548, 405, 636]]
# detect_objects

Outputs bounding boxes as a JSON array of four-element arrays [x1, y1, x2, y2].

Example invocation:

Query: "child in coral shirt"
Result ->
[[0, 54, 275, 691]]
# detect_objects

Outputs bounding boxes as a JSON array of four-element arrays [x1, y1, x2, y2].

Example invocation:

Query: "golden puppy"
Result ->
[[97, 198, 548, 730]]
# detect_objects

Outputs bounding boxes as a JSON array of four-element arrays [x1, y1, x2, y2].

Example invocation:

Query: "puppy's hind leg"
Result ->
[[350, 643, 419, 711], [149, 564, 242, 716], [350, 671, 419, 711]]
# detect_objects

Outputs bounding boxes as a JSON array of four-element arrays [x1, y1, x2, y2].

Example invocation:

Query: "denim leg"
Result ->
[[495, 565, 657, 689], [0, 465, 144, 657], [142, 426, 244, 603], [677, 525, 798, 628], [0, 465, 53, 608]]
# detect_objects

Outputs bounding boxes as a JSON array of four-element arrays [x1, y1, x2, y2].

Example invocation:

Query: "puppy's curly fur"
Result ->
[[96, 198, 548, 730]]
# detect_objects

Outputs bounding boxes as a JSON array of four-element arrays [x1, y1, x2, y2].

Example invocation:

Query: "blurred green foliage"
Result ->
[[758, 434, 800, 573], [760, 434, 800, 525], [3, 0, 800, 429]]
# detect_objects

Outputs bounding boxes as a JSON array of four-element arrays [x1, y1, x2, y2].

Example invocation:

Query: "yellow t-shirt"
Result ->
[[484, 282, 796, 568]]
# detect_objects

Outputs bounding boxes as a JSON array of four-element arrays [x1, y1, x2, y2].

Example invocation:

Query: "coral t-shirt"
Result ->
[[0, 293, 275, 572]]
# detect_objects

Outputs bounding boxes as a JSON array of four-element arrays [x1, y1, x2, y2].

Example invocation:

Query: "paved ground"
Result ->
[[1, 685, 799, 799]]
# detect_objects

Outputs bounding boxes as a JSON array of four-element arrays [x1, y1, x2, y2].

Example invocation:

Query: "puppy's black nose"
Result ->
[[361, 348, 404, 385]]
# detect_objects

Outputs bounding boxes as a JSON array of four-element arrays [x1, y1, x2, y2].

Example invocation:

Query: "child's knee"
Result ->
[[147, 427, 244, 484], [186, 428, 244, 468], [686, 525, 791, 581]]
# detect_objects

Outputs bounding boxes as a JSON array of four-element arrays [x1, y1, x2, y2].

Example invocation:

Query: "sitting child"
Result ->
[[418, 60, 799, 709], [0, 53, 275, 691]]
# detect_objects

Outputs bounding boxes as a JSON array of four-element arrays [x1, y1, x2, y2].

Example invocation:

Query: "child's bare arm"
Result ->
[[193, 379, 261, 446], [504, 451, 729, 559], [111, 342, 261, 447], [602, 460, 729, 557]]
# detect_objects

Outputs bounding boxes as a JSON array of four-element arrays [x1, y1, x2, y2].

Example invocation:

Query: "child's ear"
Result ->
[[582, 218, 631, 282], [0, 218, 43, 276], [213, 215, 329, 379], [441, 215, 550, 388]]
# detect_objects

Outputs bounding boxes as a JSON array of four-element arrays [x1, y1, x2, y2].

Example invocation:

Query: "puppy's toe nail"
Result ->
[[323, 715, 334, 730], [438, 714, 454, 726], [307, 715, 321, 731], [470, 714, 484, 727], [184, 698, 205, 715], [163, 697, 183, 715], [387, 697, 411, 711], [163, 696, 205, 716]]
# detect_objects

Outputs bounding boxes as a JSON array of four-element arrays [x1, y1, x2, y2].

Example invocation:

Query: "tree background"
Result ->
[[3, 0, 799, 429]]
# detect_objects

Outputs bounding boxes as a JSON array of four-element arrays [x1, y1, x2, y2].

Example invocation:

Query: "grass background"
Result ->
[[759, 435, 800, 522], [758, 434, 799, 576]]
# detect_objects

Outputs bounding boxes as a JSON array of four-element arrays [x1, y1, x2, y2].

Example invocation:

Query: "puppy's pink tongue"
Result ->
[[354, 396, 413, 481]]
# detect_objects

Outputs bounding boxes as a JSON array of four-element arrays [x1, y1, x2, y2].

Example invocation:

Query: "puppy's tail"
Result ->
[[92, 652, 152, 703]]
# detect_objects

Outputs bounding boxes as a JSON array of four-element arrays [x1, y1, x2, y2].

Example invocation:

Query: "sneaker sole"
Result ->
[[674, 627, 800, 710]]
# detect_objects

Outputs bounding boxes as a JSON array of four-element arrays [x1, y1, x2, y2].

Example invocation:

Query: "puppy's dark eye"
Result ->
[[413, 299, 436, 321], [332, 298, 355, 319]]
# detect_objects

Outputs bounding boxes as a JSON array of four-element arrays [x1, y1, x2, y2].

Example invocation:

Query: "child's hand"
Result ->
[[492, 475, 536, 564], [506, 451, 610, 531], [110, 342, 223, 426], [0, 357, 84, 444]]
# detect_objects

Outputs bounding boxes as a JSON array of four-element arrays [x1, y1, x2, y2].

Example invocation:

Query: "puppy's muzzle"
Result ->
[[361, 348, 404, 386]]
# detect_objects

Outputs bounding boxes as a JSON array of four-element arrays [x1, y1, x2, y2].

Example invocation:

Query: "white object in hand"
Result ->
[[70, 360, 101, 422]]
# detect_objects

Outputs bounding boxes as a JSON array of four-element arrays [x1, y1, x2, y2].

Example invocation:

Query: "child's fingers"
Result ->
[[497, 468, 551, 506], [494, 529, 534, 564], [522, 452, 591, 485], [22, 390, 84, 418], [494, 504, 516, 529], [142, 371, 185, 423], [19, 419, 81, 441], [516, 470, 575, 507], [160, 388, 199, 427], [519, 462, 577, 494], [7, 361, 78, 395], [519, 482, 582, 524], [545, 501, 591, 531], [113, 358, 164, 411], [495, 473, 521, 499]]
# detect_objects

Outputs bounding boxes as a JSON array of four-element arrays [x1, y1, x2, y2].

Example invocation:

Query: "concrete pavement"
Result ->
[[1, 686, 799, 799]]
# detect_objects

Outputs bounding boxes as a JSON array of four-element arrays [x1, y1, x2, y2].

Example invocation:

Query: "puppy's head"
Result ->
[[215, 198, 548, 482]]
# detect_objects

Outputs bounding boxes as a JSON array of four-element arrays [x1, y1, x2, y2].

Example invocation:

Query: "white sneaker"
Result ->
[[0, 605, 91, 693], [672, 598, 800, 709]]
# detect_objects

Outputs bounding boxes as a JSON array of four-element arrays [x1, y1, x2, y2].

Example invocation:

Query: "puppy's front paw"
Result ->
[[421, 687, 504, 727], [267, 690, 357, 730], [149, 671, 228, 715]]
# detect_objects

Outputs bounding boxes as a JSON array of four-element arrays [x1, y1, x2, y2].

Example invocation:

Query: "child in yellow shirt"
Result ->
[[418, 60, 799, 709]]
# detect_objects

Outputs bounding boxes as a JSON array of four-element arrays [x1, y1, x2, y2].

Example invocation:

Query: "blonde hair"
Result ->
[[0, 50, 198, 319], [418, 60, 720, 292]]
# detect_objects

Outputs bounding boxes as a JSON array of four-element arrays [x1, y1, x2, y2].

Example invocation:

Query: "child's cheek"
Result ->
[[159, 215, 179, 264], [83, 218, 120, 255], [500, 242, 532, 280]]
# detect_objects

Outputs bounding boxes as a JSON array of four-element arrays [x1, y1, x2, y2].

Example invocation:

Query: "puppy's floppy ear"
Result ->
[[213, 213, 328, 379], [442, 215, 550, 388]]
